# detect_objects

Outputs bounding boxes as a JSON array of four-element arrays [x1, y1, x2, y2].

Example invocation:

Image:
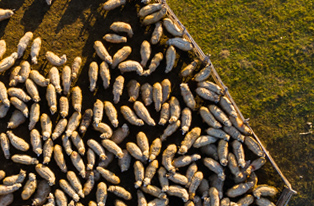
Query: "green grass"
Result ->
[[168, 0, 314, 204]]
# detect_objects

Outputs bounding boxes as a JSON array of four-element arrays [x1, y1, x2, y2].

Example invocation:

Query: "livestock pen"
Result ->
[[0, 0, 297, 205]]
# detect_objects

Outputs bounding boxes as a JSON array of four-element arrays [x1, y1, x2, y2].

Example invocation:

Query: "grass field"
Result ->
[[167, 0, 314, 204]]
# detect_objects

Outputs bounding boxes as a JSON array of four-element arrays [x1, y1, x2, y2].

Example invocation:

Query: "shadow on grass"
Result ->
[[55, 0, 94, 34], [20, 0, 50, 32], [0, 20, 10, 39], [0, 0, 25, 38], [0, 0, 24, 10]]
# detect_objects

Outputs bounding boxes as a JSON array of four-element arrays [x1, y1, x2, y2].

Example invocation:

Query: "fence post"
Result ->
[[276, 186, 297, 206]]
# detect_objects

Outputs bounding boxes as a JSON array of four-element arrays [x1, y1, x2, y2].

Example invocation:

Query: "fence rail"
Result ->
[[156, 0, 297, 205]]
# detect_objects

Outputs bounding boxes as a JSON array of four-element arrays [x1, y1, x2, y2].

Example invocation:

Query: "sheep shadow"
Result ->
[[0, 0, 25, 38], [20, 0, 50, 33], [55, 0, 94, 34], [0, 0, 24, 10]]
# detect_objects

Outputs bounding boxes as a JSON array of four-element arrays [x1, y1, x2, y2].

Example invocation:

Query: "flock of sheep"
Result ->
[[0, 0, 280, 206]]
